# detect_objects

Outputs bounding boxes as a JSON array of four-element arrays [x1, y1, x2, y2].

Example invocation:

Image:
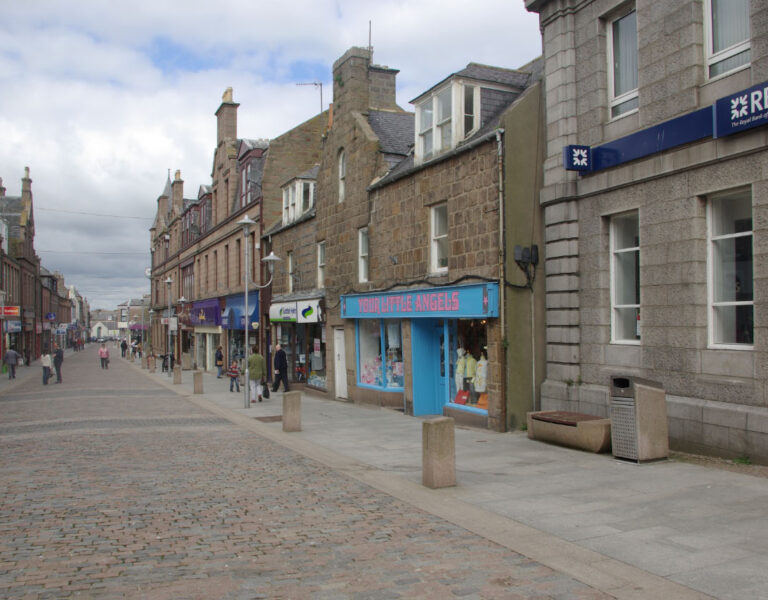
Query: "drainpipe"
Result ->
[[495, 129, 506, 432]]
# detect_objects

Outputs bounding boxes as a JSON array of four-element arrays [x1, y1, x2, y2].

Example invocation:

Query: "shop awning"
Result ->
[[189, 298, 222, 327]]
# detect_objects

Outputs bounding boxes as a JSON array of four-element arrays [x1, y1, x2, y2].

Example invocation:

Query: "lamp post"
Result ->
[[178, 296, 187, 367], [148, 309, 154, 354], [237, 215, 281, 408], [165, 276, 172, 377]]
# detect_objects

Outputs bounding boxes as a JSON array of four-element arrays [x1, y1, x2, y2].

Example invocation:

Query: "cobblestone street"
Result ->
[[0, 348, 609, 599]]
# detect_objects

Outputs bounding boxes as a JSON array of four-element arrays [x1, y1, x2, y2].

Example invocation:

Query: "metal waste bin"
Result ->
[[610, 375, 669, 462]]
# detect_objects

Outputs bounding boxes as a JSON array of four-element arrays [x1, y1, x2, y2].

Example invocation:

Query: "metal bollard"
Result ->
[[282, 391, 301, 432], [422, 416, 456, 489]]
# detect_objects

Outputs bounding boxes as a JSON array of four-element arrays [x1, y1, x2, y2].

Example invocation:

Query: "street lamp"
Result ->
[[178, 296, 187, 367], [148, 309, 154, 354], [165, 276, 172, 377], [237, 215, 281, 408]]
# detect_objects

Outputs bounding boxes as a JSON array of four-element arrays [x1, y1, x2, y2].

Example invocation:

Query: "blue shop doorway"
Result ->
[[411, 319, 457, 416]]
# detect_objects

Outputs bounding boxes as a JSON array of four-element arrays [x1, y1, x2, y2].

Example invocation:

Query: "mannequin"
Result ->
[[455, 348, 466, 395], [474, 352, 488, 393], [465, 352, 478, 403]]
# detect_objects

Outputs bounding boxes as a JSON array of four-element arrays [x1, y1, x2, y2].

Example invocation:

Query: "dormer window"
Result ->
[[281, 177, 315, 225], [415, 82, 480, 164]]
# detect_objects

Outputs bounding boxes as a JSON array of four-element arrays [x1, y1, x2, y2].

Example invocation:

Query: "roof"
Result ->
[[411, 62, 530, 104], [367, 111, 414, 156], [0, 196, 24, 240]]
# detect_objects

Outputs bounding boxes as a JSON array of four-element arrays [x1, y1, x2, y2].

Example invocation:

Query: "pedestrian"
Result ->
[[98, 343, 110, 369], [247, 345, 267, 402], [215, 345, 224, 378], [227, 359, 240, 392], [272, 343, 290, 392], [4, 346, 20, 379], [136, 341, 142, 359], [53, 344, 64, 383], [121, 339, 127, 358], [41, 348, 52, 384]]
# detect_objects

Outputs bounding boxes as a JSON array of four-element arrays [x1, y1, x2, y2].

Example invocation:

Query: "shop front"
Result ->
[[223, 291, 259, 366], [269, 297, 327, 390], [188, 298, 222, 372], [341, 282, 499, 423]]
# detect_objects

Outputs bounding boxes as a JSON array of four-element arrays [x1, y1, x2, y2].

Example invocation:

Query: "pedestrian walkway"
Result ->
[[134, 357, 767, 600]]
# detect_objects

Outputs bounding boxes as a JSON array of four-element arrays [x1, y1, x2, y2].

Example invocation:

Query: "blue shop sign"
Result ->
[[189, 298, 221, 327], [341, 282, 499, 319], [714, 81, 768, 138], [564, 80, 768, 172], [222, 291, 259, 330]]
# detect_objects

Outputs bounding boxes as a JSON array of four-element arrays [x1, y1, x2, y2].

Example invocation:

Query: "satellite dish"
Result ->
[[144, 268, 152, 278]]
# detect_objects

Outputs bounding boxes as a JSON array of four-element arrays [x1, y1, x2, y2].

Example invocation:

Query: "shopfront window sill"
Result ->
[[447, 402, 487, 415]]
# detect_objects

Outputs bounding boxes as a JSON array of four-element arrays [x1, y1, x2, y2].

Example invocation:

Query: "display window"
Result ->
[[451, 319, 488, 410], [357, 319, 404, 390]]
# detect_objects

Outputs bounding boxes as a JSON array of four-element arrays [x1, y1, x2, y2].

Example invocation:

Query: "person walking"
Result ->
[[247, 345, 267, 402], [272, 343, 290, 392], [98, 343, 110, 369], [120, 339, 127, 358], [41, 348, 52, 385], [215, 346, 224, 378], [53, 344, 64, 383], [4, 347, 20, 379], [227, 359, 240, 393]]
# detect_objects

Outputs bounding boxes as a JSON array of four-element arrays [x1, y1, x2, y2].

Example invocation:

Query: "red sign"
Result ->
[[0, 306, 20, 318]]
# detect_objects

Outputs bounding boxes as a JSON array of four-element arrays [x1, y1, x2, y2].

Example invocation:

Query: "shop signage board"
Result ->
[[341, 282, 499, 319], [0, 306, 20, 318], [297, 299, 321, 323], [6, 320, 21, 333], [563, 80, 768, 172], [269, 302, 297, 322]]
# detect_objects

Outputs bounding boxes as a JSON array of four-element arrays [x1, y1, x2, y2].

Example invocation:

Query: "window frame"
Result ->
[[610, 211, 641, 344], [707, 188, 754, 349], [287, 251, 294, 294], [704, 0, 751, 80], [317, 241, 326, 289], [430, 204, 449, 274], [338, 149, 346, 203], [358, 228, 369, 283], [607, 5, 639, 120]]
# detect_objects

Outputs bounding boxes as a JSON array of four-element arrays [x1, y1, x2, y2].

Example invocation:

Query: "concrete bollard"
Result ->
[[141, 356, 148, 370], [193, 370, 203, 394], [148, 357, 156, 373], [173, 365, 182, 384], [282, 391, 301, 432], [422, 416, 456, 489]]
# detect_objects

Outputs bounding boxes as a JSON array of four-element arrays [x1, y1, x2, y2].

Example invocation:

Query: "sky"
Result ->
[[0, 0, 542, 311]]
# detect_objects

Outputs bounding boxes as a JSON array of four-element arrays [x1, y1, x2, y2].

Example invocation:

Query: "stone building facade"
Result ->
[[526, 0, 768, 461]]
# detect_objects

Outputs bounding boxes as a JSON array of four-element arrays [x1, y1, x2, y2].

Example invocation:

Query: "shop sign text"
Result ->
[[357, 291, 460, 315]]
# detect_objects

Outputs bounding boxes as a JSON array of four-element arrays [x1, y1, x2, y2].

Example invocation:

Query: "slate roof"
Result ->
[[411, 62, 531, 103], [367, 111, 414, 156]]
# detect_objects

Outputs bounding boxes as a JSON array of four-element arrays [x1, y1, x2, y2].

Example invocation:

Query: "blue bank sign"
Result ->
[[714, 81, 768, 138], [564, 80, 768, 172]]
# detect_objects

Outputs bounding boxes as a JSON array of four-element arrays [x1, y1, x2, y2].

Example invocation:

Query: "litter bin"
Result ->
[[610, 375, 669, 462]]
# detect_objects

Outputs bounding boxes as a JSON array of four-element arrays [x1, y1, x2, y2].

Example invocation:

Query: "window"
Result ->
[[338, 150, 346, 203], [317, 242, 326, 288], [709, 189, 753, 346], [705, 0, 750, 79], [610, 212, 640, 342], [416, 83, 479, 163], [224, 244, 230, 288], [287, 251, 294, 294], [358, 228, 369, 283], [431, 204, 449, 273], [608, 7, 638, 118], [241, 165, 247, 209], [282, 179, 316, 225], [236, 239, 242, 286], [357, 319, 404, 389]]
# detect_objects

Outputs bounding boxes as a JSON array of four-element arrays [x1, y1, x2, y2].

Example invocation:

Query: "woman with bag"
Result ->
[[215, 346, 224, 378], [98, 343, 110, 369], [41, 348, 52, 384]]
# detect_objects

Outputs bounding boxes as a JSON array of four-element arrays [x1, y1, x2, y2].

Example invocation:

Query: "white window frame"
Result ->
[[610, 211, 641, 344], [302, 180, 314, 213], [338, 149, 346, 203], [287, 251, 294, 294], [430, 204, 449, 274], [282, 179, 316, 225], [462, 84, 480, 139], [358, 228, 369, 283], [317, 242, 326, 289], [607, 6, 639, 120], [707, 188, 753, 348], [282, 188, 290, 224], [704, 0, 751, 80]]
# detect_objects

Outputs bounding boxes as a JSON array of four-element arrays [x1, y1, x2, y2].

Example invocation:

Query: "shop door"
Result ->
[[334, 328, 347, 399], [411, 319, 443, 416]]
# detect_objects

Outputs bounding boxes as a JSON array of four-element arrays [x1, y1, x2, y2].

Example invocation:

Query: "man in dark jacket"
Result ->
[[53, 344, 64, 383], [272, 344, 289, 392]]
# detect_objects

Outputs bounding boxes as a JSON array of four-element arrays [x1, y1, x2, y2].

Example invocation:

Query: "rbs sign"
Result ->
[[715, 81, 768, 138]]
